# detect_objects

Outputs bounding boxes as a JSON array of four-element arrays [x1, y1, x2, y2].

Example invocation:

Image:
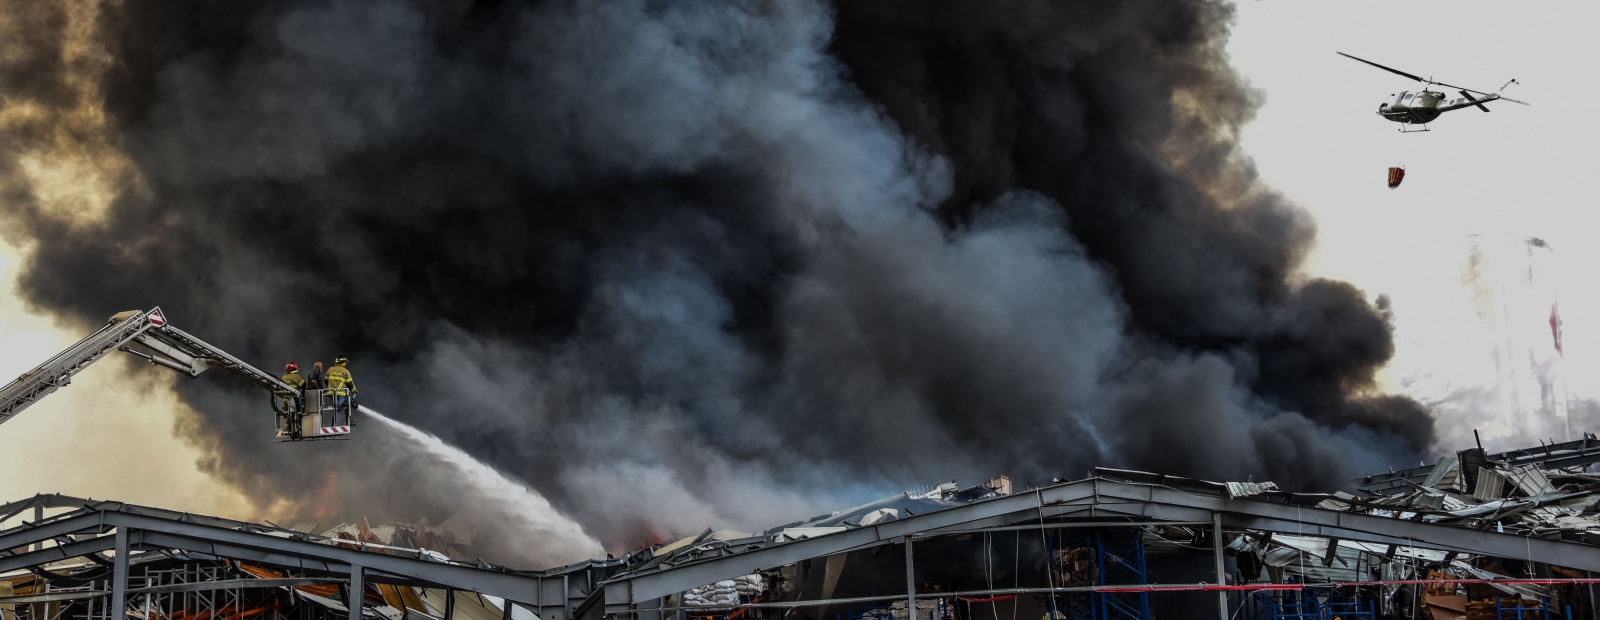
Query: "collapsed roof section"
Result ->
[[1356, 433, 1600, 496]]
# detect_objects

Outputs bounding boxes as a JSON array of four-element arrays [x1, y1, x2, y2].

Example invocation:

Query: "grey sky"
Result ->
[[1228, 2, 1598, 450]]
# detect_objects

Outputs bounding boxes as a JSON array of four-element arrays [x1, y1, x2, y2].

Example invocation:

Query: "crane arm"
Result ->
[[0, 307, 296, 428]]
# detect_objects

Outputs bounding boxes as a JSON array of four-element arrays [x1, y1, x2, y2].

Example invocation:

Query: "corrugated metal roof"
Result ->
[[1423, 456, 1458, 488], [1473, 467, 1506, 500], [1224, 481, 1279, 499], [1505, 464, 1555, 496]]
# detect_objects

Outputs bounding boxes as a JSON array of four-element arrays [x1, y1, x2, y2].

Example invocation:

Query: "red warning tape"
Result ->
[[957, 595, 1020, 603], [1088, 578, 1600, 594]]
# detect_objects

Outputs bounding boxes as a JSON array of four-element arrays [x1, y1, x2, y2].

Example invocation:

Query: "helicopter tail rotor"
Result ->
[[1496, 79, 1531, 105]]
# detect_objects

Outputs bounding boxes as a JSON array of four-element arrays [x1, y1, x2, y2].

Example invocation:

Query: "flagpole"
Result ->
[[1558, 296, 1572, 439], [1553, 277, 1571, 439]]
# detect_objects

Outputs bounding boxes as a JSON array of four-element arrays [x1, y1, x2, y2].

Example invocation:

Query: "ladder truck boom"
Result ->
[[0, 307, 346, 441]]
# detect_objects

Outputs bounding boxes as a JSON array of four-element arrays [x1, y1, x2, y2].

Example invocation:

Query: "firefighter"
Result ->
[[326, 357, 356, 393], [281, 363, 305, 389], [326, 357, 355, 425], [279, 363, 306, 432]]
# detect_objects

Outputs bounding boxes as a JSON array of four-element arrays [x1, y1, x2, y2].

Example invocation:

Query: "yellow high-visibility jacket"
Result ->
[[281, 371, 305, 389], [326, 365, 355, 392]]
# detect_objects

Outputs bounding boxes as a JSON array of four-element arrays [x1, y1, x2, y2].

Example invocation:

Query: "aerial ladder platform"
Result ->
[[0, 307, 352, 441]]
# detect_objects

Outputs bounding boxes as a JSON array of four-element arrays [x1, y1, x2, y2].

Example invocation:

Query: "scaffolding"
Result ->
[[1048, 532, 1150, 620], [0, 560, 316, 620], [135, 563, 305, 620]]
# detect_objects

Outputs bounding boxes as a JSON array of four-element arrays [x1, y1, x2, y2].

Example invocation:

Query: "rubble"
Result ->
[[1347, 433, 1600, 543]]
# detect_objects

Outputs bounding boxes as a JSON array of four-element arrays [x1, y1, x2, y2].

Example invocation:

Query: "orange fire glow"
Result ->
[[313, 471, 339, 519]]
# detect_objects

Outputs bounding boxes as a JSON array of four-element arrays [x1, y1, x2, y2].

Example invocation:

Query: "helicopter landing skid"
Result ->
[[1399, 124, 1430, 133]]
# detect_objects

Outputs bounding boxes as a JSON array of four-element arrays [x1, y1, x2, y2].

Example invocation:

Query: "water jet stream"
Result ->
[[358, 405, 604, 562]]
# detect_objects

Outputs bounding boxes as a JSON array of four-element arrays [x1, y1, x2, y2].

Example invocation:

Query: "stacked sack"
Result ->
[[682, 581, 737, 607], [683, 574, 763, 607], [888, 599, 940, 620], [733, 574, 764, 599]]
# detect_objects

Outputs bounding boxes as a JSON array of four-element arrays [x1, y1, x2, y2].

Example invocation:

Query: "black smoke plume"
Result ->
[[0, 0, 1430, 563]]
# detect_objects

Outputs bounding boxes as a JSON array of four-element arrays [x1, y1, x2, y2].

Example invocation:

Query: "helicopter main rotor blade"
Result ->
[[1337, 52, 1427, 82], [1497, 96, 1531, 106], [1460, 90, 1491, 112], [1337, 52, 1499, 96]]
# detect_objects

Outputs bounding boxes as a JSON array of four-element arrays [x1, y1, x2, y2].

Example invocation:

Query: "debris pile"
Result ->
[[1198, 433, 1600, 616], [1346, 434, 1600, 542], [315, 512, 483, 562]]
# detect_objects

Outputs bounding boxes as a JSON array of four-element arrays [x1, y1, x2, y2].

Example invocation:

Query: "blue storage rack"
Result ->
[[1242, 584, 1375, 620], [1046, 532, 1150, 620]]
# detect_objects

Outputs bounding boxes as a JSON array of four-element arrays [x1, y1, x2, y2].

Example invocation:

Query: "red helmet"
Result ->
[[285, 362, 299, 372]]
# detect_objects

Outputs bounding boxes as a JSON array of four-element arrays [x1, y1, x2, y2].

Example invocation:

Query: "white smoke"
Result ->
[[1399, 233, 1577, 451]]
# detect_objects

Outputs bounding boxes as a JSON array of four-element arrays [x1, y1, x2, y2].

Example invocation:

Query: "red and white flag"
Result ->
[[1549, 303, 1564, 357]]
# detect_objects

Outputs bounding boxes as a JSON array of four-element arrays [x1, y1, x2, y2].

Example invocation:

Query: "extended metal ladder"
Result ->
[[0, 307, 347, 440]]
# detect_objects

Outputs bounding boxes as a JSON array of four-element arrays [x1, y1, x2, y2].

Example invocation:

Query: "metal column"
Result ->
[[1590, 580, 1597, 620], [1212, 512, 1226, 620], [445, 588, 455, 620], [31, 506, 41, 552], [111, 527, 129, 620], [904, 536, 916, 620], [349, 564, 365, 620]]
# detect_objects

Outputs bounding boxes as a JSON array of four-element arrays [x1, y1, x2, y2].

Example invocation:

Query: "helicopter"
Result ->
[[1338, 52, 1529, 132]]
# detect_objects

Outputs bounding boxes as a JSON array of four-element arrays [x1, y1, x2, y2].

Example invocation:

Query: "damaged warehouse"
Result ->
[[1, 436, 1599, 620], [577, 435, 1600, 620]]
